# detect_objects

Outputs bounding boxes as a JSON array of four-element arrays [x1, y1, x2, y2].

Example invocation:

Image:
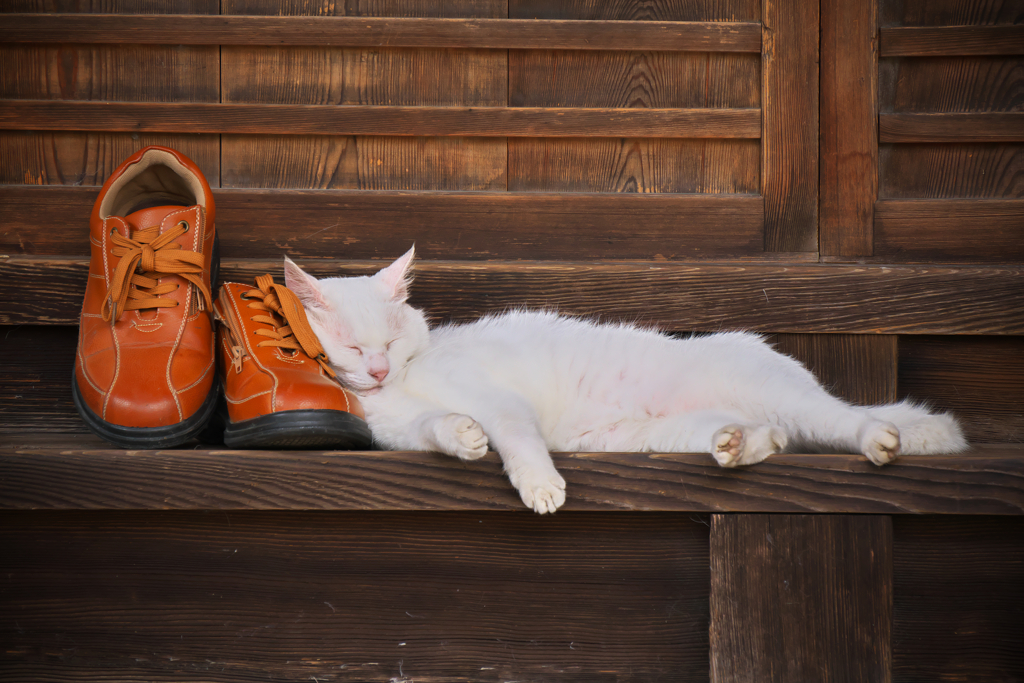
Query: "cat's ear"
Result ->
[[377, 245, 415, 302], [283, 256, 329, 310]]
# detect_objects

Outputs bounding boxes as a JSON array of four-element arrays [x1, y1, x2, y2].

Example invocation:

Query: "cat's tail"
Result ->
[[868, 400, 968, 454]]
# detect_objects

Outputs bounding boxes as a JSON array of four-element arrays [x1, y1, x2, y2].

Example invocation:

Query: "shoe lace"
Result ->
[[242, 274, 336, 378], [101, 221, 213, 322]]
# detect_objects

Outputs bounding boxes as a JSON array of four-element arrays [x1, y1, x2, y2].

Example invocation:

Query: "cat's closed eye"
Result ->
[[347, 346, 362, 355]]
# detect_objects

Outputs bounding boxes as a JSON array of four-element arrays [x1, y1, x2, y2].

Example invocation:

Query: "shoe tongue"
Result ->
[[123, 205, 190, 233]]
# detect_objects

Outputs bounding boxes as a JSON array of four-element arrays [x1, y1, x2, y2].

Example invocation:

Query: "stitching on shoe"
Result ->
[[177, 357, 214, 394], [76, 344, 106, 396], [226, 283, 279, 413], [226, 390, 272, 405]]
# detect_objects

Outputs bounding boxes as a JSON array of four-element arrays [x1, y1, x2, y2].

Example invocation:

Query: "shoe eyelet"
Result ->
[[177, 220, 189, 232]]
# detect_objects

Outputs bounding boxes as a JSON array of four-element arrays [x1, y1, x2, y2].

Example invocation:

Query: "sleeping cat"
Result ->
[[283, 247, 967, 514]]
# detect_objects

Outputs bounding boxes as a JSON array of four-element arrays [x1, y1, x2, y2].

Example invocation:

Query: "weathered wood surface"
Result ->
[[819, 0, 876, 258], [0, 509, 711, 682], [893, 516, 1024, 682], [710, 515, 892, 682], [1, 435, 1022, 514], [880, 112, 1024, 143], [881, 25, 1024, 56], [509, 0, 761, 22], [0, 101, 763, 138], [773, 334, 897, 406], [875, 199, 1024, 262], [878, 143, 1023, 199], [879, 56, 1024, 115], [0, 14, 764, 52], [0, 187, 765, 259], [4, 257, 1022, 334]]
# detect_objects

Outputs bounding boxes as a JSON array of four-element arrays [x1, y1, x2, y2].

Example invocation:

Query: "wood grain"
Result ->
[[3, 256, 1023, 334], [880, 112, 1024, 142], [761, 0, 819, 252], [711, 515, 892, 682], [0, 186, 764, 258], [0, 510, 711, 682], [0, 326, 81, 432], [879, 143, 1023, 198], [879, 56, 1024, 114], [773, 334, 898, 406], [892, 516, 1024, 682], [509, 0, 761, 21], [224, 0, 506, 17], [899, 336, 1024, 444], [0, 14, 764, 52], [1, 0, 217, 11], [875, 199, 1024, 262], [0, 100, 764, 138], [881, 25, 1024, 56], [879, 0, 1024, 27], [1, 435, 1023, 513], [819, 0, 877, 258]]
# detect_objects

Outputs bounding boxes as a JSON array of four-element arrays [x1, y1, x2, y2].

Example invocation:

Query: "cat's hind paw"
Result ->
[[712, 424, 788, 467], [515, 470, 567, 515], [434, 413, 489, 461], [861, 421, 900, 465]]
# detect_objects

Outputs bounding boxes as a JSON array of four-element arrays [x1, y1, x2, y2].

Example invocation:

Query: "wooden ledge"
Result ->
[[1, 434, 1021, 515]]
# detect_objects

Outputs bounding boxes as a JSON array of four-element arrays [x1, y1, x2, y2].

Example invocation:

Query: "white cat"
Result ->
[[283, 247, 967, 514]]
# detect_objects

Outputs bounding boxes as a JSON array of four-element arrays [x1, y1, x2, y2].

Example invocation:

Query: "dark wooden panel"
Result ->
[[0, 187, 764, 258], [879, 143, 1023, 198], [0, 510, 711, 682], [0, 14, 763, 52], [507, 139, 760, 194], [2, 434, 1023, 513], [224, 0, 506, 17], [1, 0, 217, 11], [899, 336, 1024, 444], [710, 515, 892, 682], [0, 326, 81, 432], [880, 112, 1024, 142], [761, 0, 819, 252], [0, 101, 763, 138], [0, 131, 221, 187], [772, 334, 897, 406], [875, 199, 1024, 261], [881, 25, 1024, 56], [879, 0, 1024, 27], [4, 257, 1023, 334], [893, 516, 1024, 682], [819, 0, 877, 258], [509, 0, 760, 21], [880, 56, 1024, 114]]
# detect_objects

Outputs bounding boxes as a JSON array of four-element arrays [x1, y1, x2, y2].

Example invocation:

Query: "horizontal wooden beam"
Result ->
[[1, 435, 1021, 513], [2, 256, 1021, 334], [880, 25, 1024, 56], [0, 100, 762, 138], [0, 14, 763, 52], [875, 199, 1024, 262], [880, 112, 1024, 143], [0, 186, 765, 259]]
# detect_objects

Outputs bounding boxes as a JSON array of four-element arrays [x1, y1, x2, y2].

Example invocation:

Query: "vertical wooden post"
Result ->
[[762, 0, 819, 253], [820, 0, 878, 258], [773, 334, 898, 406], [710, 514, 893, 683]]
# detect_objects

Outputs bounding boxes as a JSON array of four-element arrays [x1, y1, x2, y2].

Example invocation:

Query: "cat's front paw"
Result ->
[[515, 469, 567, 515], [861, 421, 900, 465], [434, 413, 489, 460], [712, 423, 788, 467]]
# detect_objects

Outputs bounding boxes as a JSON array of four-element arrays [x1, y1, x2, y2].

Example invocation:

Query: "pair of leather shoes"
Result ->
[[73, 146, 371, 450]]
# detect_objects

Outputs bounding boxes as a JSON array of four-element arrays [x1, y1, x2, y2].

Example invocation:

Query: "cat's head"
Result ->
[[283, 246, 429, 395]]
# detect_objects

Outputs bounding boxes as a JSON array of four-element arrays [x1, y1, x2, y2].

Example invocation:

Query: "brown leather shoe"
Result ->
[[210, 275, 371, 449], [73, 146, 220, 448]]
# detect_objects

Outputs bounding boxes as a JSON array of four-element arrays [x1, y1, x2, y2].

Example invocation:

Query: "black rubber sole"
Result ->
[[216, 409, 374, 450], [73, 370, 221, 449]]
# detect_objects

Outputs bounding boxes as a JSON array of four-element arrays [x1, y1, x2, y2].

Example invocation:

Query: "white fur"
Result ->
[[284, 248, 968, 514]]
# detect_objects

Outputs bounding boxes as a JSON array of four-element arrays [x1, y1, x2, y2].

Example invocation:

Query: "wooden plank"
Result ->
[[0, 14, 764, 52], [224, 0, 506, 17], [1, 435, 1023, 513], [0, 510, 711, 682], [3, 256, 1022, 334], [0, 187, 764, 258], [880, 57, 1024, 114], [878, 143, 1023, 198], [509, 0, 761, 22], [0, 101, 763, 138], [1, 0, 217, 11], [773, 334, 897, 406], [0, 326, 80, 433], [880, 112, 1024, 142], [879, 0, 1024, 27], [881, 26, 1024, 56], [899, 336, 1024, 444], [875, 199, 1024, 261], [711, 515, 892, 682], [761, 0, 819, 252], [819, 0, 877, 257], [893, 516, 1024, 681]]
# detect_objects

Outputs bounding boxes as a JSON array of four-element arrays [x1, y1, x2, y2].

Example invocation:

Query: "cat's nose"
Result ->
[[369, 369, 388, 382]]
